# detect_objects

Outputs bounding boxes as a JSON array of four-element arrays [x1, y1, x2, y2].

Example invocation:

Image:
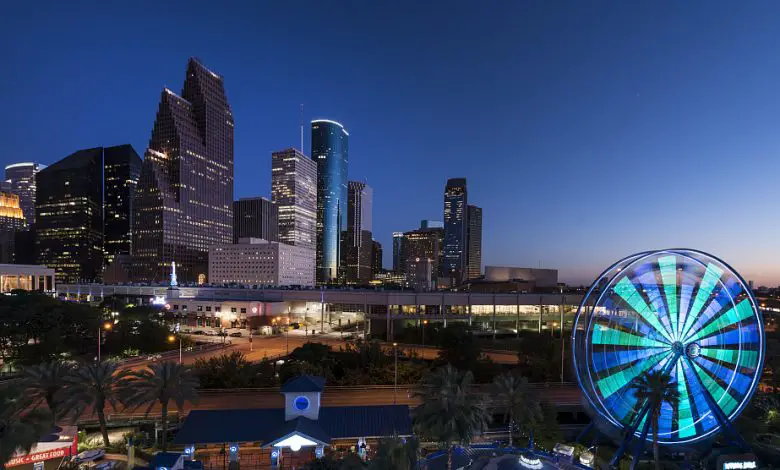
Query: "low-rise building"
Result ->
[[208, 238, 315, 287], [0, 264, 55, 293]]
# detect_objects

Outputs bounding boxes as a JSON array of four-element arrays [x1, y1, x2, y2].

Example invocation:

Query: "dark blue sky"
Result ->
[[2, 2, 780, 285]]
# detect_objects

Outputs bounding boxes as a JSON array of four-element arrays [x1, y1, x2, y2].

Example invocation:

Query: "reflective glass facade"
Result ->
[[442, 178, 467, 283], [233, 197, 278, 243], [133, 58, 234, 283], [4, 162, 46, 226], [104, 145, 141, 266], [271, 148, 317, 250], [343, 181, 372, 284], [311, 120, 348, 284]]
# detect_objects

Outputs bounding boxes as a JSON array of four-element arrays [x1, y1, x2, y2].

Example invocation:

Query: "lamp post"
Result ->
[[97, 322, 112, 362], [422, 320, 428, 357], [393, 342, 398, 404], [168, 334, 182, 363]]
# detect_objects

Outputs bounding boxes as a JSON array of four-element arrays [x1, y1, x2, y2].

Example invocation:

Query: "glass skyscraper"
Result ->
[[133, 58, 234, 283], [311, 119, 349, 284], [466, 204, 482, 280], [4, 162, 46, 226], [343, 181, 373, 285], [271, 148, 317, 250], [442, 178, 468, 284]]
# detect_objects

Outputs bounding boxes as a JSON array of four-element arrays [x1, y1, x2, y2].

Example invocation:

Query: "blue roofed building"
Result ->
[[172, 375, 412, 468]]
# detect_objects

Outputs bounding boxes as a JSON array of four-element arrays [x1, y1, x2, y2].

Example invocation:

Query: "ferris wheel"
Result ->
[[572, 249, 765, 460]]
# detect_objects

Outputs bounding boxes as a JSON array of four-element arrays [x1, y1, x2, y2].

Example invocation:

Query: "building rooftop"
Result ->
[[281, 375, 326, 393]]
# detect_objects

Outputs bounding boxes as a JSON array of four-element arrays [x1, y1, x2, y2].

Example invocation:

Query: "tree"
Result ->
[[58, 362, 122, 447], [194, 352, 276, 388], [0, 386, 53, 469], [121, 361, 199, 450], [630, 370, 680, 470], [434, 324, 482, 371], [369, 437, 419, 470], [21, 360, 74, 418], [492, 371, 541, 446], [412, 365, 490, 470]]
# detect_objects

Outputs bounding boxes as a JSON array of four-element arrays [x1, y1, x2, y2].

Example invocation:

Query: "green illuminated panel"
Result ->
[[614, 276, 673, 342], [597, 351, 669, 398], [676, 361, 695, 438], [592, 324, 668, 348], [692, 361, 738, 415], [700, 348, 758, 370], [659, 255, 678, 339], [680, 263, 723, 340], [686, 298, 753, 343]]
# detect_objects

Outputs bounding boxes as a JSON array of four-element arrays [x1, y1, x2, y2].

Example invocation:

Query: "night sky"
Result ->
[[2, 2, 780, 286]]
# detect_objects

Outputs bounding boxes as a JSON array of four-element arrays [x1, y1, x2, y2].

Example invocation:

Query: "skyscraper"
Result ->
[[133, 58, 234, 283], [271, 148, 317, 250], [420, 220, 444, 229], [4, 162, 46, 226], [343, 181, 372, 284], [466, 204, 482, 280], [442, 178, 468, 284], [0, 192, 26, 263], [311, 119, 348, 284], [404, 226, 443, 287], [233, 197, 278, 243], [103, 145, 142, 267], [392, 231, 407, 274], [36, 148, 104, 283], [371, 239, 383, 275]]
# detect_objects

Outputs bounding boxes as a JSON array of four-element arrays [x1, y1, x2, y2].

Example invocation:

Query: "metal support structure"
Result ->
[[629, 414, 653, 470], [538, 296, 543, 333], [492, 294, 497, 340], [516, 294, 520, 337]]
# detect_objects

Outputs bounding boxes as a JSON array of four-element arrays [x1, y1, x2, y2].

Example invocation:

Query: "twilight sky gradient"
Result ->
[[2, 2, 780, 286]]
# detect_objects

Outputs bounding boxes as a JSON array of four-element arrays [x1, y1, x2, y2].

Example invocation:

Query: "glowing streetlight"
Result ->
[[393, 342, 398, 404], [168, 334, 182, 363], [97, 322, 113, 362]]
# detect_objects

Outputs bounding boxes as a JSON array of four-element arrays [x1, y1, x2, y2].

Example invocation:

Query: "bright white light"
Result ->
[[274, 434, 317, 451], [519, 454, 543, 469]]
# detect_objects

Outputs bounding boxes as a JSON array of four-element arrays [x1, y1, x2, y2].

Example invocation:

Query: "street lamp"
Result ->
[[168, 334, 182, 363], [393, 342, 398, 404], [422, 320, 429, 355], [97, 322, 112, 362]]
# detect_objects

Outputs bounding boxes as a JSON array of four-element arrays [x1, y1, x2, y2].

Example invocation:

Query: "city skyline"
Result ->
[[3, 3, 780, 286]]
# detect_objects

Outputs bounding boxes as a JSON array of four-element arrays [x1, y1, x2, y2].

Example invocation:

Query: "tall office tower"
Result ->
[[233, 197, 278, 243], [392, 231, 407, 273], [404, 227, 443, 286], [420, 220, 444, 229], [103, 145, 142, 267], [442, 178, 468, 284], [343, 181, 373, 284], [4, 162, 46, 225], [133, 58, 234, 283], [36, 148, 104, 283], [271, 148, 317, 249], [466, 204, 482, 280], [311, 119, 348, 284], [371, 239, 383, 275], [0, 192, 26, 263]]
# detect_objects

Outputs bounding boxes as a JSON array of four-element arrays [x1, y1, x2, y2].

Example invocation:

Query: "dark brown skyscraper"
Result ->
[[104, 145, 141, 266], [233, 197, 278, 243], [133, 58, 234, 283], [466, 204, 482, 280]]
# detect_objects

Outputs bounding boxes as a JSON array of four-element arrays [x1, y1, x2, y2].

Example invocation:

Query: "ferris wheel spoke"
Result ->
[[592, 324, 669, 348], [592, 347, 669, 373], [684, 298, 754, 343], [614, 276, 673, 342], [698, 347, 759, 371], [693, 355, 752, 395], [675, 360, 696, 438], [637, 270, 676, 342], [596, 351, 671, 398], [690, 360, 739, 416], [658, 255, 679, 339], [679, 262, 724, 340]]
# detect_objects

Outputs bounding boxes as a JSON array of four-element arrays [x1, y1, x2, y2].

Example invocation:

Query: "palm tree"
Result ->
[[492, 370, 541, 447], [0, 385, 53, 469], [412, 365, 490, 470], [120, 361, 199, 450], [57, 361, 122, 447], [21, 361, 74, 418], [630, 370, 680, 470]]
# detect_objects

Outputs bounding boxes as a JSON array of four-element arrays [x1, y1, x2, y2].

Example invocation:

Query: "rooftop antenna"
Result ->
[[300, 104, 304, 153]]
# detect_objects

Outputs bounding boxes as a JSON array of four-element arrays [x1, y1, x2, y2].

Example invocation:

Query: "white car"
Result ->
[[73, 450, 105, 463]]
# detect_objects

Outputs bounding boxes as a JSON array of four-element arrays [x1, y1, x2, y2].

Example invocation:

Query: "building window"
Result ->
[[206, 306, 211, 312], [240, 308, 246, 314], [231, 307, 237, 313], [197, 305, 203, 312], [173, 304, 179, 310], [215, 306, 221, 312]]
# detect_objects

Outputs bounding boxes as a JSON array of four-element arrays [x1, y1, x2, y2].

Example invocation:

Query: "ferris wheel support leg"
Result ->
[[608, 404, 650, 468], [629, 414, 652, 470], [575, 421, 595, 444]]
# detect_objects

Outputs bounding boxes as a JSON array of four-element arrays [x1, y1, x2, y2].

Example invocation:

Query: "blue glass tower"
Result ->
[[311, 119, 349, 284], [442, 178, 467, 284]]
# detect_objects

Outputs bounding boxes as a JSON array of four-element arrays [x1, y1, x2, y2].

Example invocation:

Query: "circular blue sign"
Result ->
[[294, 396, 310, 411]]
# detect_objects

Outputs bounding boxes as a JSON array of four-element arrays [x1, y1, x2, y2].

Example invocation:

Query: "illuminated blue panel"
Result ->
[[636, 269, 674, 340], [591, 347, 668, 373], [694, 356, 751, 395], [677, 283, 695, 339]]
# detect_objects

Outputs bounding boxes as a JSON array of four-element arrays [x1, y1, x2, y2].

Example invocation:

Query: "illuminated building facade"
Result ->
[[371, 240, 382, 275], [133, 58, 234, 283], [208, 238, 315, 287], [103, 145, 141, 267], [343, 181, 372, 284], [4, 162, 46, 226], [403, 226, 443, 289], [233, 197, 278, 243], [311, 120, 348, 284], [36, 148, 104, 283], [466, 204, 482, 280], [0, 192, 27, 263], [271, 148, 317, 250], [442, 178, 468, 284], [392, 231, 406, 273]]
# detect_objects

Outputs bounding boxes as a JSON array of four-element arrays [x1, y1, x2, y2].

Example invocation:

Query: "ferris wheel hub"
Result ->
[[671, 341, 685, 356], [685, 342, 701, 358]]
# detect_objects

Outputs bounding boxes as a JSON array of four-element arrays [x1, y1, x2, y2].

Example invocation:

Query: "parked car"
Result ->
[[204, 330, 217, 336], [229, 331, 242, 338]]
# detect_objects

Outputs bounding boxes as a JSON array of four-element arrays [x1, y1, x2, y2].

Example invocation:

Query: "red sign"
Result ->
[[6, 448, 69, 468]]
